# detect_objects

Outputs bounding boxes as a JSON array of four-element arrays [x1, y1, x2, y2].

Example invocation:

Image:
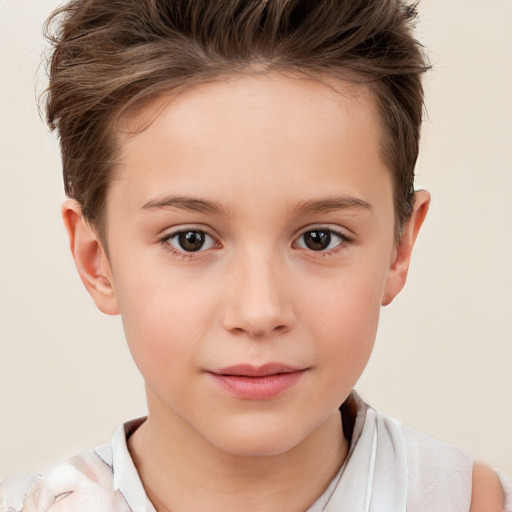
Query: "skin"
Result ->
[[62, 74, 502, 511], [471, 462, 505, 512]]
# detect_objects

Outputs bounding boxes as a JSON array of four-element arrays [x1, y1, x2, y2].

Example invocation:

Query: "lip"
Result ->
[[206, 363, 308, 400]]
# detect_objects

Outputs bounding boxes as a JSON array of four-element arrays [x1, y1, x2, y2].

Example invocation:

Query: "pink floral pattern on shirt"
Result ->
[[0, 452, 131, 512]]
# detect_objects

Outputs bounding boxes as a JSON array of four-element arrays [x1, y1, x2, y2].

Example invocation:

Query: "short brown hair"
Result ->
[[43, 0, 429, 239]]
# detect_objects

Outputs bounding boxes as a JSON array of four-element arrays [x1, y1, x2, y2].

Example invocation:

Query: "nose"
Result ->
[[221, 249, 295, 339]]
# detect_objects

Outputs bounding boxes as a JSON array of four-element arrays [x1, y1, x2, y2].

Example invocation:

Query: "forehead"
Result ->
[[111, 73, 392, 219], [119, 73, 380, 152]]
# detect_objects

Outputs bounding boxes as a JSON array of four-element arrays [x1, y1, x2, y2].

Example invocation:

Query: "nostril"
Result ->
[[228, 323, 288, 338], [221, 282, 295, 338]]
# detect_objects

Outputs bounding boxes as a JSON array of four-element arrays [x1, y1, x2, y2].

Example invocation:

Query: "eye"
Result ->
[[166, 230, 216, 253], [295, 228, 346, 252]]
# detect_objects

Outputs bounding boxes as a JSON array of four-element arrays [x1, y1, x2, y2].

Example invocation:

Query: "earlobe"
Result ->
[[62, 199, 119, 315], [382, 190, 430, 306]]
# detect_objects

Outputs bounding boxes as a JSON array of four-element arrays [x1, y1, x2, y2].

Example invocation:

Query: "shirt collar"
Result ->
[[95, 417, 155, 512], [95, 391, 372, 512]]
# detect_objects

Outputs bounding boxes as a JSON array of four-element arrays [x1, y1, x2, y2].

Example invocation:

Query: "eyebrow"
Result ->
[[141, 194, 227, 215], [142, 193, 372, 217], [293, 196, 373, 215]]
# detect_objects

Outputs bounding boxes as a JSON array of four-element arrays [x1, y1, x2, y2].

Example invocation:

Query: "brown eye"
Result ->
[[296, 229, 346, 252], [303, 230, 331, 251], [168, 230, 215, 252]]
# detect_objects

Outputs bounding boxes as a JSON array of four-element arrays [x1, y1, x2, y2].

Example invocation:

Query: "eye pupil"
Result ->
[[304, 230, 331, 251], [178, 231, 205, 252]]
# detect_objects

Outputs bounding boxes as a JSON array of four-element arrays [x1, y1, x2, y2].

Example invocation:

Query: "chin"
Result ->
[[217, 436, 300, 458], [207, 418, 308, 458]]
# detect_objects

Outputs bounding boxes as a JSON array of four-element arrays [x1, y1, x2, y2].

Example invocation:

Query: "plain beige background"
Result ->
[[1, 0, 511, 478]]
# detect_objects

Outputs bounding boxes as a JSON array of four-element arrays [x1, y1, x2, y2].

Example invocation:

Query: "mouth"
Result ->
[[206, 363, 308, 400], [210, 363, 305, 377]]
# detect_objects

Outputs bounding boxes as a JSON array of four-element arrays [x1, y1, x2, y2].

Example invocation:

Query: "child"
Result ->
[[1, 0, 510, 510]]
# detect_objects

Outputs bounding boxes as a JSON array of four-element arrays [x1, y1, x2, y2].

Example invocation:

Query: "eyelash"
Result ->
[[158, 226, 352, 259], [159, 228, 219, 260], [293, 227, 352, 256]]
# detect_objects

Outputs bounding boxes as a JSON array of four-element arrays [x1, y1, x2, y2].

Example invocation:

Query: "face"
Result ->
[[91, 74, 408, 456]]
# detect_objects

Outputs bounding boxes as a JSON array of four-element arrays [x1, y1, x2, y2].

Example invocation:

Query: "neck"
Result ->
[[128, 392, 349, 512]]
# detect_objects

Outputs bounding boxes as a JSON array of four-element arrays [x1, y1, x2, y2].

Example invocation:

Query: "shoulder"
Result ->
[[0, 449, 123, 512], [0, 473, 41, 512], [380, 414, 475, 510], [378, 411, 511, 512], [469, 461, 504, 512]]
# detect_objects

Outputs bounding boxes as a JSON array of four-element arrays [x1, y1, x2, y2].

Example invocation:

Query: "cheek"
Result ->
[[112, 266, 215, 387], [303, 259, 386, 333], [301, 262, 388, 384]]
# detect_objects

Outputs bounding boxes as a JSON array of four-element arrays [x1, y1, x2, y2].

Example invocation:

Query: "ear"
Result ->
[[62, 199, 119, 315], [382, 190, 430, 306]]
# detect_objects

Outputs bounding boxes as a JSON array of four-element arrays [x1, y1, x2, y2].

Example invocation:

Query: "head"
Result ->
[[45, 0, 429, 242], [45, 0, 430, 456]]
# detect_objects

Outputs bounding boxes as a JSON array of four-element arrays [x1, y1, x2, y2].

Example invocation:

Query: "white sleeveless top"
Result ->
[[1, 392, 511, 511]]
